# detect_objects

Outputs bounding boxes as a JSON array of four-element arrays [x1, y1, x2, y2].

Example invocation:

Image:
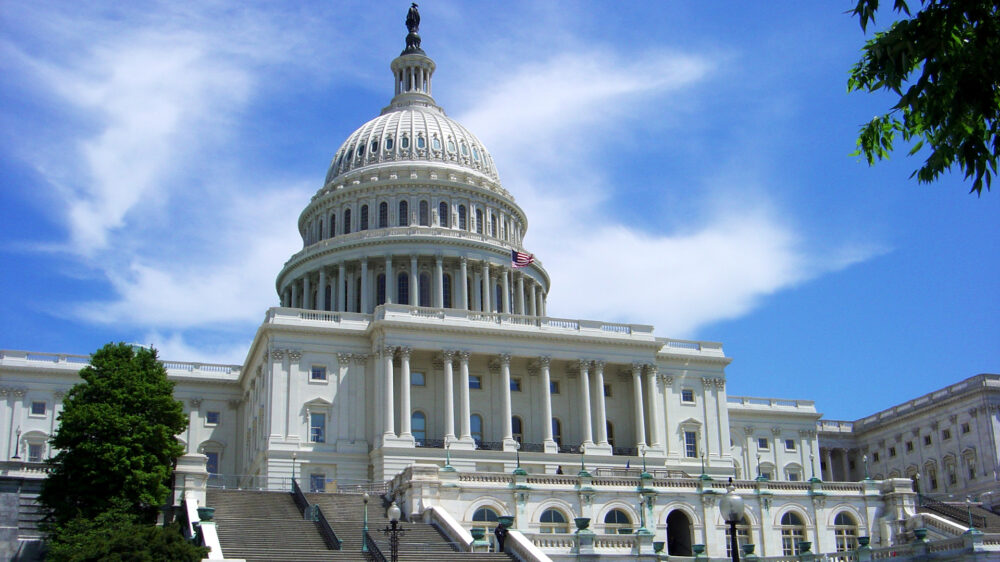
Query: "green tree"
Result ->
[[39, 342, 187, 526], [847, 0, 999, 194], [45, 511, 207, 562]]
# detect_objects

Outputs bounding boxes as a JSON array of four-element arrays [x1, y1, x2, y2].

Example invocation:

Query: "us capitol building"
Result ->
[[2, 7, 996, 560]]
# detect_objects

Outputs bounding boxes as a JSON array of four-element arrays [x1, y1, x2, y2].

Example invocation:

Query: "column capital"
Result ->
[[381, 345, 396, 358], [288, 350, 302, 361], [190, 398, 203, 408], [351, 353, 369, 365], [576, 359, 591, 373], [499, 353, 511, 366], [268, 348, 285, 360], [435, 255, 443, 264], [458, 350, 471, 362], [537, 356, 551, 368], [592, 359, 605, 370], [441, 349, 455, 361], [631, 361, 643, 375], [398, 346, 411, 360], [337, 352, 351, 364], [645, 364, 657, 376]]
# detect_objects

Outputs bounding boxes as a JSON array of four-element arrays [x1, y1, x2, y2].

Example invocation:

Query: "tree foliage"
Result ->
[[45, 511, 207, 562], [847, 0, 999, 194], [40, 342, 187, 527]]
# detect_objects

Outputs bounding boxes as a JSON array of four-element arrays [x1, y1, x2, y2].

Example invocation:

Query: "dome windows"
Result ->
[[385, 136, 394, 150], [461, 143, 469, 156], [401, 135, 410, 149], [417, 136, 426, 149], [398, 200, 409, 226], [370, 140, 379, 153], [356, 144, 364, 157], [432, 137, 441, 151], [447, 139, 456, 153], [473, 148, 480, 161]]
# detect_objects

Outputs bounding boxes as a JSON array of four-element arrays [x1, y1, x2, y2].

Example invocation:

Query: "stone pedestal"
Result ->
[[173, 453, 209, 507]]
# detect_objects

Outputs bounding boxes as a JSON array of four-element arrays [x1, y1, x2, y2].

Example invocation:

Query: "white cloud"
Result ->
[[143, 331, 250, 366]]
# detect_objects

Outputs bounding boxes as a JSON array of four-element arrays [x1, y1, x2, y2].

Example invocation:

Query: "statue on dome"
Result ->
[[403, 3, 423, 54]]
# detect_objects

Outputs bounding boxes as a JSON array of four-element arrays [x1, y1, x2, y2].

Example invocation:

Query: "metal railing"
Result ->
[[919, 495, 986, 529], [315, 504, 343, 550], [478, 441, 504, 451], [415, 438, 444, 448], [520, 442, 545, 452], [365, 530, 386, 562], [612, 446, 638, 456], [291, 479, 310, 515]]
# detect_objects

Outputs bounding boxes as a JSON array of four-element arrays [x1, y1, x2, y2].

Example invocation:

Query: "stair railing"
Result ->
[[364, 529, 387, 562], [920, 495, 986, 529], [291, 478, 310, 515], [315, 504, 343, 550]]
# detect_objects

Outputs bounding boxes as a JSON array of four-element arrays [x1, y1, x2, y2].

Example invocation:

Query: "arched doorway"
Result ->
[[666, 510, 693, 556]]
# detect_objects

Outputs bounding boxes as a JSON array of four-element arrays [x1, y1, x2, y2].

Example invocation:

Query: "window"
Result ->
[[401, 135, 410, 149], [343, 209, 351, 234], [681, 389, 695, 403], [376, 274, 386, 306], [539, 508, 570, 533], [419, 201, 429, 226], [411, 372, 425, 386], [606, 422, 615, 446], [206, 411, 221, 425], [604, 384, 612, 397], [473, 147, 480, 161], [205, 451, 219, 474], [432, 137, 441, 150], [28, 443, 43, 463], [398, 200, 409, 226], [458, 205, 467, 229], [461, 143, 468, 156], [310, 412, 326, 443], [412, 411, 426, 444], [417, 136, 426, 149], [512, 417, 523, 443], [905, 441, 913, 452], [447, 139, 456, 153], [360, 204, 369, 230], [443, 274, 453, 308], [510, 378, 522, 391], [438, 202, 449, 227], [780, 512, 806, 555], [968, 458, 977, 480], [311, 366, 327, 381], [603, 509, 632, 534], [962, 422, 971, 433], [490, 215, 497, 237], [472, 507, 499, 535], [889, 446, 897, 457], [475, 209, 484, 234], [552, 418, 562, 446], [310, 473, 326, 493], [370, 140, 378, 153], [495, 284, 503, 313], [725, 516, 751, 558], [760, 468, 773, 480], [923, 435, 932, 446], [419, 273, 431, 307], [833, 512, 859, 553], [330, 213, 336, 237], [30, 401, 46, 416], [942, 429, 952, 440], [398, 273, 409, 305], [685, 431, 698, 458], [469, 375, 482, 389], [549, 381, 560, 394], [873, 452, 880, 462], [786, 468, 801, 481], [785, 439, 796, 451], [385, 136, 394, 150], [378, 202, 388, 228], [758, 438, 770, 450], [357, 144, 364, 157], [471, 414, 483, 444]]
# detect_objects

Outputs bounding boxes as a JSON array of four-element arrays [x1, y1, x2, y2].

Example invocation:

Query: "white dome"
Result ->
[[324, 106, 499, 185]]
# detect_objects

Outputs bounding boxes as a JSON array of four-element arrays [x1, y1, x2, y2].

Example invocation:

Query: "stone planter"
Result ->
[[197, 507, 215, 522], [574, 517, 591, 531], [798, 540, 812, 552], [498, 515, 514, 529], [913, 528, 928, 541], [742, 543, 756, 554], [653, 541, 664, 553], [692, 544, 706, 554], [470, 528, 486, 540], [858, 536, 870, 547]]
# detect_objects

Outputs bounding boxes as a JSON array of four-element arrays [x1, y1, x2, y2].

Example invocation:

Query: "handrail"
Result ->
[[365, 530, 386, 562], [315, 505, 343, 550], [920, 495, 986, 529], [291, 479, 309, 516]]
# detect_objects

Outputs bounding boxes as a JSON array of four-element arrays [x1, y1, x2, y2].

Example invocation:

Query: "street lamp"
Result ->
[[362, 492, 370, 553], [719, 478, 746, 562], [291, 452, 297, 486], [966, 496, 978, 534], [382, 500, 405, 562], [862, 454, 871, 480], [11, 427, 21, 460]]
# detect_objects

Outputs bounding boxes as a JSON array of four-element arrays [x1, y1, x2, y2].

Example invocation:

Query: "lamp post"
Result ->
[[291, 452, 297, 488], [809, 453, 819, 482], [967, 496, 978, 533], [382, 501, 405, 562], [11, 427, 21, 460], [862, 454, 871, 480], [362, 492, 370, 553], [719, 478, 746, 562]]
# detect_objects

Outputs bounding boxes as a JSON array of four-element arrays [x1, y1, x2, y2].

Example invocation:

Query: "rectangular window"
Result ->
[[684, 431, 698, 458], [510, 377, 521, 392], [604, 384, 612, 397], [681, 389, 695, 403], [28, 443, 42, 463], [311, 365, 327, 381], [469, 375, 482, 389], [310, 473, 326, 493], [206, 411, 221, 426], [889, 447, 897, 457], [758, 438, 770, 450], [968, 461, 977, 480], [761, 470, 773, 481], [962, 422, 971, 434], [411, 372, 426, 386], [942, 429, 951, 440], [310, 412, 326, 443], [923, 435, 932, 446], [550, 381, 560, 394], [905, 441, 913, 452], [873, 452, 880, 462], [787, 471, 801, 482], [30, 401, 46, 416], [784, 439, 796, 451], [205, 451, 219, 474]]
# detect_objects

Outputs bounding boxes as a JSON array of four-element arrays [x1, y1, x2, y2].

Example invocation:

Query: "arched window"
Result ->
[[552, 418, 562, 446], [378, 202, 388, 228], [833, 512, 858, 552], [471, 414, 483, 445], [603, 509, 632, 534], [419, 273, 431, 307], [385, 136, 394, 150], [725, 516, 751, 558], [540, 508, 570, 533], [412, 411, 426, 445], [360, 205, 369, 230], [330, 213, 336, 238], [417, 135, 426, 149], [495, 284, 503, 313], [780, 512, 807, 555], [511, 416, 523, 443], [475, 209, 484, 234], [344, 209, 352, 234], [438, 202, 449, 227], [376, 274, 386, 306], [419, 201, 429, 226], [458, 205, 467, 230], [472, 507, 499, 535], [490, 214, 498, 237], [398, 200, 409, 226], [398, 273, 410, 305], [443, 274, 453, 308]]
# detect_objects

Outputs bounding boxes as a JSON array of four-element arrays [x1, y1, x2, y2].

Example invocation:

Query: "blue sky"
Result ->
[[1, 1, 996, 421]]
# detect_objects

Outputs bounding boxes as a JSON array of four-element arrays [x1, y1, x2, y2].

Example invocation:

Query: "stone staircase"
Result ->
[[918, 500, 1000, 533], [307, 492, 514, 561]]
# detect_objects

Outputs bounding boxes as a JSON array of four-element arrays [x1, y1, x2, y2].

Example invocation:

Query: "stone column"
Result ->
[[360, 259, 369, 313], [632, 364, 647, 448], [303, 275, 311, 310], [442, 351, 456, 441], [459, 257, 469, 310], [516, 273, 525, 315], [540, 357, 556, 450], [528, 281, 537, 316], [841, 448, 851, 481], [578, 360, 594, 446], [500, 354, 515, 447], [385, 255, 394, 304], [383, 346, 395, 438], [317, 269, 326, 311], [482, 262, 492, 312], [646, 366, 662, 448], [823, 448, 834, 481], [435, 256, 444, 308], [399, 347, 412, 436], [291, 281, 299, 309], [501, 267, 510, 313], [410, 256, 419, 306], [594, 361, 608, 446], [458, 351, 472, 441]]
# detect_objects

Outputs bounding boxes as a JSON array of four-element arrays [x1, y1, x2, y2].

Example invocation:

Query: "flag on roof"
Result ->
[[511, 249, 534, 268]]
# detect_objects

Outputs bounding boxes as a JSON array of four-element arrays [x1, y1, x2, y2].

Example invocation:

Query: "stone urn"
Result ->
[[798, 540, 812, 552], [470, 528, 486, 541], [913, 528, 928, 541], [498, 515, 514, 529], [742, 543, 756, 555], [197, 507, 215, 522], [574, 517, 591, 531], [858, 536, 871, 547], [653, 541, 665, 553], [692, 544, 706, 554]]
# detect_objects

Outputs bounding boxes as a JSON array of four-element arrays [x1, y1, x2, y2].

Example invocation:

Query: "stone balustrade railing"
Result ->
[[0, 350, 240, 377], [727, 395, 817, 411]]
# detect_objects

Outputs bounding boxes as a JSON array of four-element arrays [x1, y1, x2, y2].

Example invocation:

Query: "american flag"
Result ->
[[511, 249, 534, 268]]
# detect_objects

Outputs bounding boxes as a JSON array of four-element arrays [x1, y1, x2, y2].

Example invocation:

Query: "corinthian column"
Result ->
[[500, 354, 514, 446], [540, 357, 555, 451], [317, 269, 326, 311], [382, 346, 395, 439], [458, 351, 472, 441], [646, 366, 662, 448], [442, 351, 455, 441], [459, 257, 469, 310], [632, 363, 647, 448], [399, 347, 412, 436], [594, 361, 609, 446], [578, 360, 594, 446], [435, 256, 444, 308]]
